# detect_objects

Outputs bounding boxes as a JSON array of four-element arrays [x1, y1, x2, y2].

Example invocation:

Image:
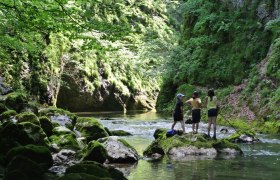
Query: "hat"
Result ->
[[176, 93, 185, 98]]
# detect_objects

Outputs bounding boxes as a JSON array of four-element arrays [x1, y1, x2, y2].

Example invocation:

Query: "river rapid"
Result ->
[[77, 111, 280, 180]]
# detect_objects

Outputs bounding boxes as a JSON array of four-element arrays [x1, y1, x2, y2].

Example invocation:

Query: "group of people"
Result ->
[[171, 89, 219, 139]]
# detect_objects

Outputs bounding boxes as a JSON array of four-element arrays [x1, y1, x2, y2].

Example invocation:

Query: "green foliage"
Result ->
[[266, 38, 280, 81]]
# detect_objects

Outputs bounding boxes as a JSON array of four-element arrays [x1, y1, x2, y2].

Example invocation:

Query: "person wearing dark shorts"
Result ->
[[205, 89, 219, 139], [171, 93, 186, 134], [186, 91, 201, 134]]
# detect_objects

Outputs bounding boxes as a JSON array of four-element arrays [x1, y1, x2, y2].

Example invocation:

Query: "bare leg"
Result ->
[[213, 116, 217, 138], [208, 117, 212, 136], [192, 123, 195, 133], [180, 120, 186, 133], [171, 121, 177, 130], [195, 123, 199, 133]]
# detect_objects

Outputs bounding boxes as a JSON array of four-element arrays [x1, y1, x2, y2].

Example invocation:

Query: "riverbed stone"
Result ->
[[16, 112, 39, 125], [5, 156, 44, 180], [60, 161, 126, 180], [111, 130, 132, 136], [39, 116, 53, 137], [75, 117, 109, 143], [144, 129, 243, 158], [226, 130, 259, 143], [39, 107, 77, 129], [4, 92, 27, 112], [18, 122, 49, 147], [99, 137, 138, 163], [0, 110, 17, 122], [0, 103, 8, 114], [83, 141, 108, 163], [49, 126, 80, 151], [6, 144, 53, 170]]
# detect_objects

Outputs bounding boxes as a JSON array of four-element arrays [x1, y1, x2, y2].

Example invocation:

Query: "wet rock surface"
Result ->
[[99, 137, 138, 163]]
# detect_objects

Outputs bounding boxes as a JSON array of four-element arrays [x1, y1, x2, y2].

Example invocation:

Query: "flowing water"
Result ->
[[77, 111, 280, 180]]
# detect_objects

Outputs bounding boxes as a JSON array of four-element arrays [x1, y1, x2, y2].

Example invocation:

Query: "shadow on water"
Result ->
[[77, 111, 280, 180]]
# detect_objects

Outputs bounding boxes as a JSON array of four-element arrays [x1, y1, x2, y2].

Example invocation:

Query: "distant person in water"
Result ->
[[171, 93, 186, 134], [205, 89, 219, 139], [186, 91, 201, 134]]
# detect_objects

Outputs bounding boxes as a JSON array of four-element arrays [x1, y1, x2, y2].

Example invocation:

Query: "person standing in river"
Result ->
[[186, 91, 201, 134], [205, 89, 219, 139], [171, 93, 186, 134]]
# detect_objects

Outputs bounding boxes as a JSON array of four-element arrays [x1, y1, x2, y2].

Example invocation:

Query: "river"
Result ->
[[77, 111, 280, 180]]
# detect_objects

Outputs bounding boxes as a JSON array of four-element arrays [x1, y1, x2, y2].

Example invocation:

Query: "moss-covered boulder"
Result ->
[[0, 110, 17, 122], [39, 107, 77, 129], [6, 144, 53, 170], [16, 112, 39, 125], [111, 130, 132, 136], [144, 130, 243, 158], [212, 139, 243, 155], [18, 122, 49, 147], [57, 173, 112, 180], [153, 128, 168, 139], [59, 161, 126, 180], [0, 122, 48, 155], [83, 141, 108, 163], [49, 126, 80, 151], [99, 137, 138, 163], [226, 130, 259, 143], [104, 127, 112, 136], [75, 117, 109, 143], [39, 116, 53, 137], [4, 92, 27, 112], [0, 103, 8, 114], [5, 156, 44, 180]]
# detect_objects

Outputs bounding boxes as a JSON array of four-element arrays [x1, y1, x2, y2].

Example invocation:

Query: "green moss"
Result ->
[[57, 173, 112, 180], [65, 163, 111, 178], [5, 156, 44, 180], [49, 127, 80, 150], [18, 122, 49, 147], [5, 92, 27, 112], [0, 103, 8, 114], [257, 121, 280, 134], [16, 112, 39, 125], [39, 106, 77, 127], [117, 139, 137, 153], [83, 141, 108, 163], [0, 110, 17, 122], [76, 117, 109, 143], [212, 139, 242, 152], [153, 128, 167, 140], [6, 144, 53, 170], [38, 116, 53, 137], [143, 140, 165, 156], [110, 130, 132, 136]]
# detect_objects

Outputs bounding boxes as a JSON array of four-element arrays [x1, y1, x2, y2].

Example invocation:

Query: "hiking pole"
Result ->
[[219, 112, 238, 133]]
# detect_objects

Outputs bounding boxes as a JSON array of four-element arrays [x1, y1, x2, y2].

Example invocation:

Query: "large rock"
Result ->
[[6, 144, 53, 170], [0, 103, 8, 114], [4, 92, 28, 112], [75, 117, 109, 143], [50, 149, 77, 174], [0, 77, 12, 95], [18, 122, 49, 147], [226, 130, 260, 143], [39, 107, 77, 130], [153, 128, 168, 139], [16, 112, 40, 125], [0, 122, 49, 155], [0, 110, 17, 122], [39, 116, 53, 137], [110, 130, 132, 136], [144, 129, 242, 158], [59, 161, 126, 180], [83, 141, 108, 163], [99, 137, 138, 163], [49, 126, 81, 151], [5, 156, 44, 180]]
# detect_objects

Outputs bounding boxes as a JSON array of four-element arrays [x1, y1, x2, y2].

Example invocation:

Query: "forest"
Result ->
[[0, 0, 279, 179]]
